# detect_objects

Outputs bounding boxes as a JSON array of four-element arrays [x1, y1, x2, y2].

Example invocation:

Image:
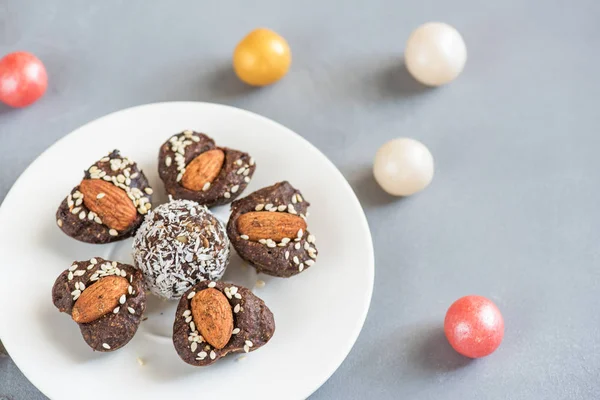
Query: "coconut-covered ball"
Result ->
[[132, 199, 230, 299]]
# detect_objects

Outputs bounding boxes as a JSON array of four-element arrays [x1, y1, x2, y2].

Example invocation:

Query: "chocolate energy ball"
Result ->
[[158, 130, 256, 208], [56, 150, 153, 244], [227, 181, 318, 277], [52, 258, 146, 352], [173, 280, 275, 366], [132, 198, 230, 299]]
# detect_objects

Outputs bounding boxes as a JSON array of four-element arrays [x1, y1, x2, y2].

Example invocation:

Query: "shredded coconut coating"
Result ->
[[132, 199, 230, 299]]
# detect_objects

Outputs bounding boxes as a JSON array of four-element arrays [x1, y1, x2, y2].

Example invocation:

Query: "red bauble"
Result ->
[[444, 295, 504, 358], [0, 51, 48, 108]]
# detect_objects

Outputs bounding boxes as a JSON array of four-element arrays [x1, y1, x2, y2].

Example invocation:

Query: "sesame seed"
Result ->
[[102, 343, 111, 350], [137, 357, 145, 366], [229, 286, 238, 295], [202, 182, 211, 191], [57, 219, 63, 227], [74, 270, 85, 276], [210, 351, 216, 360], [240, 235, 249, 240], [297, 194, 303, 202], [231, 185, 239, 193], [130, 172, 139, 179], [295, 242, 301, 250], [79, 283, 86, 291], [69, 264, 78, 271], [245, 340, 253, 347], [285, 251, 289, 260], [183, 310, 191, 317], [90, 258, 97, 264], [190, 321, 196, 332], [277, 205, 287, 212], [191, 342, 198, 352], [145, 188, 153, 195], [281, 238, 291, 244], [232, 328, 241, 334], [71, 207, 81, 214], [305, 260, 315, 266], [75, 198, 83, 207], [288, 204, 297, 214], [224, 192, 231, 199], [113, 307, 120, 314], [255, 279, 266, 288], [265, 203, 273, 210], [103, 175, 112, 181], [94, 217, 103, 224], [78, 211, 86, 220], [128, 285, 133, 294], [197, 351, 207, 360], [187, 291, 196, 299], [299, 263, 304, 272], [125, 178, 132, 185], [244, 177, 251, 183], [309, 252, 317, 259], [292, 194, 297, 204], [119, 294, 126, 304], [208, 282, 216, 288], [165, 156, 172, 167], [176, 172, 183, 182], [293, 256, 299, 265], [243, 345, 250, 353], [234, 293, 242, 299], [185, 317, 192, 323], [304, 242, 310, 250], [269, 207, 277, 212], [297, 229, 303, 238], [100, 157, 110, 162], [237, 167, 245, 175], [255, 204, 265, 211], [249, 158, 255, 166], [234, 304, 241, 313], [259, 239, 267, 244], [267, 241, 276, 248], [128, 307, 135, 314], [67, 271, 74, 280], [109, 229, 118, 236], [307, 234, 316, 244], [236, 159, 243, 166]]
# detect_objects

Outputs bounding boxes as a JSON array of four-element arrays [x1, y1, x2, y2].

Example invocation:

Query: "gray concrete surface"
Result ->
[[2, 0, 600, 398]]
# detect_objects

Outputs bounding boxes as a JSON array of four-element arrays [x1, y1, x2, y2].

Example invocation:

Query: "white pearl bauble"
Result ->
[[373, 138, 434, 196], [404, 22, 467, 86]]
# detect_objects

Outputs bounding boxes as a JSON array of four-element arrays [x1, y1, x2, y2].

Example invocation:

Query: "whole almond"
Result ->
[[237, 211, 307, 242], [191, 288, 233, 349], [80, 179, 137, 231], [72, 276, 129, 323], [181, 149, 225, 191]]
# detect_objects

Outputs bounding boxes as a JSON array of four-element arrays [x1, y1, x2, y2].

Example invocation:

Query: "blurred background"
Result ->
[[2, 0, 600, 399]]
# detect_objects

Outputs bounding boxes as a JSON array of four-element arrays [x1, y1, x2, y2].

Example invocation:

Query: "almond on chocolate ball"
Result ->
[[158, 130, 256, 207], [56, 150, 153, 244], [227, 181, 318, 277], [52, 258, 146, 352], [173, 280, 275, 366]]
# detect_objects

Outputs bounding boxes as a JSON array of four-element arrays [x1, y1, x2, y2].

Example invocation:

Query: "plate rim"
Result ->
[[0, 101, 374, 400]]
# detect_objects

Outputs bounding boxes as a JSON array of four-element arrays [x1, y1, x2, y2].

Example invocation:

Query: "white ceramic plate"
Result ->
[[0, 102, 373, 400]]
